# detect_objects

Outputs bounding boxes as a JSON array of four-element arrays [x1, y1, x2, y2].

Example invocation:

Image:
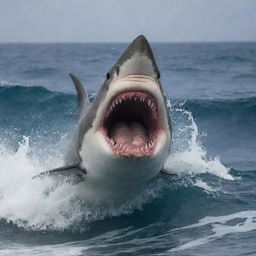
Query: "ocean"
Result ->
[[0, 42, 255, 255]]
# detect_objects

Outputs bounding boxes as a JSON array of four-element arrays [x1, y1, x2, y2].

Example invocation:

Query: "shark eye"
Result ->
[[157, 71, 160, 79], [106, 72, 111, 80]]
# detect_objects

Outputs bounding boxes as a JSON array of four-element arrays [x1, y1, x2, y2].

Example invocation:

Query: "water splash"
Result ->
[[164, 99, 233, 180], [0, 137, 162, 231], [0, 98, 234, 231]]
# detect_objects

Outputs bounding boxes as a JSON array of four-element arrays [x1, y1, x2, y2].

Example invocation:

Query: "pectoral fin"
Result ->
[[32, 164, 86, 184]]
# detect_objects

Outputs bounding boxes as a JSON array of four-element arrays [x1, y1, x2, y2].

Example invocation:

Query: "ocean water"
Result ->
[[0, 42, 255, 255]]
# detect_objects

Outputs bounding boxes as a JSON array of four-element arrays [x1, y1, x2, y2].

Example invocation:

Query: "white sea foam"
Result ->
[[0, 137, 161, 231], [168, 210, 256, 252], [0, 242, 88, 256], [0, 80, 37, 87], [193, 179, 217, 193], [164, 100, 233, 180], [0, 137, 76, 230], [0, 100, 234, 230]]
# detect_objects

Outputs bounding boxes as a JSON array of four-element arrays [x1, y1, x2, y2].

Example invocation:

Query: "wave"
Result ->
[[0, 80, 34, 87], [0, 84, 255, 106], [184, 97, 256, 115], [0, 137, 166, 231], [0, 134, 230, 231], [0, 85, 255, 115], [165, 98, 233, 180], [168, 210, 256, 252], [23, 67, 61, 77], [232, 73, 256, 80], [0, 85, 235, 231], [213, 55, 254, 63]]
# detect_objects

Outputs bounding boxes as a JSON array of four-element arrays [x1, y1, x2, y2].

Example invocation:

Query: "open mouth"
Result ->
[[101, 91, 160, 157]]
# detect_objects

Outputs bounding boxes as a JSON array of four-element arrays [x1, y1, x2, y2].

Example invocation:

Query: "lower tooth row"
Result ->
[[111, 142, 154, 152]]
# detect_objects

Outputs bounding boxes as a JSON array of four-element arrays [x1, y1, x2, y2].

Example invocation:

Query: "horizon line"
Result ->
[[0, 40, 255, 44]]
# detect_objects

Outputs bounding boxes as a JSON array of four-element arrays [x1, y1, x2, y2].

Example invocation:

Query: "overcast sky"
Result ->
[[0, 0, 255, 42]]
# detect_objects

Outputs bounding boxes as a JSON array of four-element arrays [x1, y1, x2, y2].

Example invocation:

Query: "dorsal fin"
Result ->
[[69, 73, 89, 110]]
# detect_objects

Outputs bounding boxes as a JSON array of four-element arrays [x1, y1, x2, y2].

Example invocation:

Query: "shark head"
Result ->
[[76, 35, 171, 194], [107, 34, 160, 81]]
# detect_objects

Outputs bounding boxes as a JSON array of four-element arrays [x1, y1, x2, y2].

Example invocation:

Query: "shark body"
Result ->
[[36, 35, 172, 202]]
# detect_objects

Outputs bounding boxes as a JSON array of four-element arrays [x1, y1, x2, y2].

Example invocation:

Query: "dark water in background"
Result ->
[[0, 43, 255, 255]]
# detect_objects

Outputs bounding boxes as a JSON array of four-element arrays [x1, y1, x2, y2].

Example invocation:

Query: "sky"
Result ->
[[0, 0, 255, 42]]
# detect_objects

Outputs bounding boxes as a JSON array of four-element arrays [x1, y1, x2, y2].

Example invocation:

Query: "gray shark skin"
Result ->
[[35, 35, 172, 203]]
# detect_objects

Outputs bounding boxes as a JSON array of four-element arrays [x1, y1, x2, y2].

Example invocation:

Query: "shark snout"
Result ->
[[115, 35, 160, 80]]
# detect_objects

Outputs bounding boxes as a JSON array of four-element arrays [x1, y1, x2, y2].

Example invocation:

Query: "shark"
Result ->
[[35, 35, 172, 202]]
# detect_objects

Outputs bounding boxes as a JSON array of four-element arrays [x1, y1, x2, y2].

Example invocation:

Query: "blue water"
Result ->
[[0, 43, 255, 255]]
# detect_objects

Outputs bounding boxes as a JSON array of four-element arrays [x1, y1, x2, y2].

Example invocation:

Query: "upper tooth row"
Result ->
[[114, 96, 155, 105], [147, 99, 155, 110], [108, 96, 156, 113]]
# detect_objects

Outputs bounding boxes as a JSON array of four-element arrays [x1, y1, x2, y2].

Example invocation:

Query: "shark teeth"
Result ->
[[103, 91, 159, 157], [106, 92, 157, 118], [108, 137, 156, 156]]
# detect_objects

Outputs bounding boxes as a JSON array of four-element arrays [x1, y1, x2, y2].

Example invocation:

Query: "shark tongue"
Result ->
[[112, 122, 148, 146]]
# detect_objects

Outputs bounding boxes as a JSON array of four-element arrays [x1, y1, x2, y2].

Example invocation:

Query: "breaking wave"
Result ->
[[0, 85, 235, 231]]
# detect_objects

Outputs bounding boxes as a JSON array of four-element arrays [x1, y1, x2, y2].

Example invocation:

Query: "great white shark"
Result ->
[[35, 35, 172, 202]]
